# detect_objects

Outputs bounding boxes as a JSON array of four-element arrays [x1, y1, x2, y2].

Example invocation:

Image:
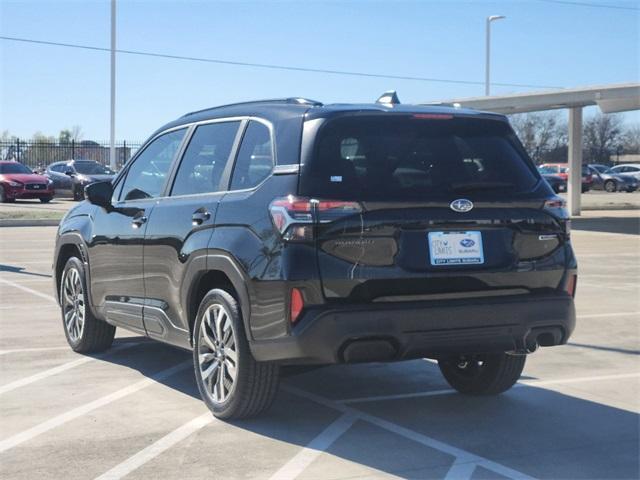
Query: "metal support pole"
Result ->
[[109, 0, 116, 171], [485, 18, 491, 96], [568, 107, 583, 216]]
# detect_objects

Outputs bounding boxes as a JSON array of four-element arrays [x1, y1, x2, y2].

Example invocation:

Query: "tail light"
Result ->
[[290, 288, 304, 323], [543, 197, 571, 238], [565, 274, 577, 297], [269, 195, 362, 241]]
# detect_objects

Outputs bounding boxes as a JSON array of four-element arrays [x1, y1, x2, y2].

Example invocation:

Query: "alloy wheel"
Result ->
[[61, 267, 85, 342], [197, 303, 238, 404]]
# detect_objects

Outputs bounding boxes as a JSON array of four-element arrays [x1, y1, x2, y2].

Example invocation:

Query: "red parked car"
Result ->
[[538, 163, 592, 192], [0, 161, 55, 203]]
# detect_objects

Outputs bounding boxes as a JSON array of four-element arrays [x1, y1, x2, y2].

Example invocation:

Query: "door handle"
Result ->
[[192, 210, 210, 226], [132, 216, 147, 229]]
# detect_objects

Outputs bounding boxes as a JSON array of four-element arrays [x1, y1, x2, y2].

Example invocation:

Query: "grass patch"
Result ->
[[0, 210, 65, 221]]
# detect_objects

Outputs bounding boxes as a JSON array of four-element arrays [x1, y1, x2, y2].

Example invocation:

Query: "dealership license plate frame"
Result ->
[[428, 231, 484, 266]]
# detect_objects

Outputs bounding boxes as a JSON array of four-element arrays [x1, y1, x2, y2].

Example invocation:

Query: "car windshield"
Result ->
[[73, 162, 114, 175], [0, 163, 33, 174], [302, 115, 539, 200], [538, 166, 557, 174]]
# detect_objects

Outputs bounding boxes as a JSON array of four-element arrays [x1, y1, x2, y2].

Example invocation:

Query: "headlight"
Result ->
[[47, 179, 53, 185], [7, 181, 22, 187]]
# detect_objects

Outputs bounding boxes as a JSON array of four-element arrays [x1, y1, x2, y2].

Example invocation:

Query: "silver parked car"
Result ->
[[587, 165, 638, 193]]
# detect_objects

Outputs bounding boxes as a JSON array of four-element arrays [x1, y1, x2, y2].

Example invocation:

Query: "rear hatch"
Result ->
[[298, 113, 569, 302]]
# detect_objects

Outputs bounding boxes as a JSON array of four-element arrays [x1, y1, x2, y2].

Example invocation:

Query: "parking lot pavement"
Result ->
[[0, 216, 638, 480]]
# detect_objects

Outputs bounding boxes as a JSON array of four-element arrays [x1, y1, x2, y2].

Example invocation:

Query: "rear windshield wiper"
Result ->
[[451, 181, 516, 193]]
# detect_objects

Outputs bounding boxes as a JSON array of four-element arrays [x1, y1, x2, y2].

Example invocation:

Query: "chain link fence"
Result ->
[[0, 139, 144, 171]]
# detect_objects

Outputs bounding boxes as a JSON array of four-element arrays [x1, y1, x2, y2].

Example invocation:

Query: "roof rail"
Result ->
[[182, 98, 323, 117]]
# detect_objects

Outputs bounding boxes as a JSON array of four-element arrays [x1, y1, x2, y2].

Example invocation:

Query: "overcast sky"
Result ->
[[1, 0, 638, 141]]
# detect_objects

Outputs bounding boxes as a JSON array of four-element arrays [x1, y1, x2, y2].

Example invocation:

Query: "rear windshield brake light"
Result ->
[[412, 113, 454, 120]]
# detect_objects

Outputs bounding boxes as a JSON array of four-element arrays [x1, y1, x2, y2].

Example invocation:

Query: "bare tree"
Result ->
[[510, 112, 565, 164], [620, 125, 640, 154], [583, 113, 623, 164], [70, 125, 83, 141]]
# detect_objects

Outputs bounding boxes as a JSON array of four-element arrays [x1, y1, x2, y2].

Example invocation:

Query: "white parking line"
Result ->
[[283, 386, 536, 480], [267, 412, 359, 480], [578, 311, 640, 318], [0, 343, 138, 395], [337, 372, 640, 404], [94, 412, 214, 480], [0, 277, 56, 303], [0, 361, 190, 453], [0, 346, 72, 355], [443, 461, 478, 480]]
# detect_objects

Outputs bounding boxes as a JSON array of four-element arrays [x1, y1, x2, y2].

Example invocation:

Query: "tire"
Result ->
[[193, 289, 279, 419], [604, 180, 617, 193], [438, 353, 525, 395], [73, 186, 83, 201], [40, 197, 52, 203], [60, 257, 115, 353]]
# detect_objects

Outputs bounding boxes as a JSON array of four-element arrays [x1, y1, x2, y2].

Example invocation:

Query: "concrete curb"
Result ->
[[0, 219, 61, 227]]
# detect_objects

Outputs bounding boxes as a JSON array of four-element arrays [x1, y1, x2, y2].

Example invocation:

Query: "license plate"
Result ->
[[558, 185, 566, 192], [428, 231, 484, 266]]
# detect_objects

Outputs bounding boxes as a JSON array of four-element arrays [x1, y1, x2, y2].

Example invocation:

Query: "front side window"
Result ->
[[74, 161, 115, 175], [119, 129, 186, 201], [230, 121, 273, 190], [171, 121, 240, 196]]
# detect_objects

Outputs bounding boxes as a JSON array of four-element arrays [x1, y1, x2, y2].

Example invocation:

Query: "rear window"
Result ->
[[301, 115, 539, 200]]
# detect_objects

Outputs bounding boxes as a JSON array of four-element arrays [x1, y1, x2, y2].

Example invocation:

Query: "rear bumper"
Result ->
[[250, 293, 576, 364]]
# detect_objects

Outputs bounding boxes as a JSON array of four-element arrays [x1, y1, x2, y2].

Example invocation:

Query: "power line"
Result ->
[[536, 0, 640, 11], [0, 35, 563, 90]]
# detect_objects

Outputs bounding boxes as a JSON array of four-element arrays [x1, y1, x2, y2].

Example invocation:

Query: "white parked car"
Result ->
[[609, 164, 640, 181]]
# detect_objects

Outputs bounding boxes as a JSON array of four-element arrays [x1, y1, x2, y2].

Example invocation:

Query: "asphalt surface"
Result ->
[[0, 214, 638, 480]]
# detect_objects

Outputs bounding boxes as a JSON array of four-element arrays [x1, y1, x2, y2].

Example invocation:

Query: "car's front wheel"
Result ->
[[604, 180, 617, 193], [60, 257, 115, 352], [438, 353, 525, 395], [193, 289, 279, 419]]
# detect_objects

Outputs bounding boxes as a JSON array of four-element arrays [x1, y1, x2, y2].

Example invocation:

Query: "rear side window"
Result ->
[[230, 121, 273, 190], [171, 121, 240, 196], [301, 116, 539, 200]]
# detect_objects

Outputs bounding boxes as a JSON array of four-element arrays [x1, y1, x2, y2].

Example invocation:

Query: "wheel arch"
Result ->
[[184, 253, 252, 345], [54, 234, 89, 305]]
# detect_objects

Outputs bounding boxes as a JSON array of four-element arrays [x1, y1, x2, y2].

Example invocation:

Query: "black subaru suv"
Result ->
[[53, 96, 576, 419]]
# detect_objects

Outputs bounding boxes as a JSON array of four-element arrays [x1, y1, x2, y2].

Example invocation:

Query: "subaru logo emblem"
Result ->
[[460, 238, 475, 247], [450, 199, 473, 213]]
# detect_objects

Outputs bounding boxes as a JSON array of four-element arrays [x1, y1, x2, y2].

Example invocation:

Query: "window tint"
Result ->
[[230, 121, 273, 190], [301, 116, 538, 200], [171, 122, 240, 196], [120, 129, 186, 201]]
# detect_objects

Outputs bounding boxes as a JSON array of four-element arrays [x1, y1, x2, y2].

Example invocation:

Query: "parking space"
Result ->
[[0, 215, 638, 480]]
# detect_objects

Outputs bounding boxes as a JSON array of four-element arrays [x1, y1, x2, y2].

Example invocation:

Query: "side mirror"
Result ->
[[65, 170, 75, 177], [85, 181, 113, 209]]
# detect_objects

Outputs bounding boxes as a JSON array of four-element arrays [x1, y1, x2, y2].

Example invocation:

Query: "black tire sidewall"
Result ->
[[438, 353, 525, 395], [605, 180, 616, 192], [60, 257, 89, 350], [192, 289, 252, 419], [60, 256, 114, 352]]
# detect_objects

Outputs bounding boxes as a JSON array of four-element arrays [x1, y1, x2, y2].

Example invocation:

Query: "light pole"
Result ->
[[485, 15, 505, 96], [109, 0, 116, 171]]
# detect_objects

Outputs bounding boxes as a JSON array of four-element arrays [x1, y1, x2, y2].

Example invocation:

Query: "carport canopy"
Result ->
[[426, 83, 640, 216]]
